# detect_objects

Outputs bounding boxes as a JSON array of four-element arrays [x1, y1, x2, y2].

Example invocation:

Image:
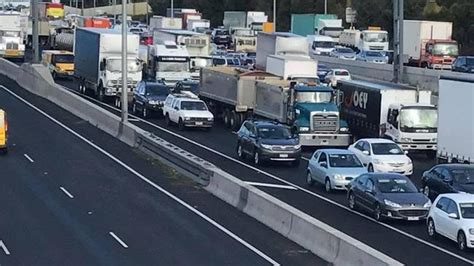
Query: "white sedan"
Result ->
[[324, 69, 351, 87], [348, 138, 413, 176], [427, 193, 474, 251]]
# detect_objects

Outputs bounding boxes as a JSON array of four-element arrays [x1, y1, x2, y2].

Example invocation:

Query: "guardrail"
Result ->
[[0, 58, 403, 266]]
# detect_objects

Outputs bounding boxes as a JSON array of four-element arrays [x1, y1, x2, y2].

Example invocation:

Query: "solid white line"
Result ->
[[2, 86, 279, 266], [245, 181, 298, 190], [57, 85, 473, 264], [60, 187, 74, 199], [0, 240, 10, 255], [24, 153, 34, 163], [109, 232, 128, 249]]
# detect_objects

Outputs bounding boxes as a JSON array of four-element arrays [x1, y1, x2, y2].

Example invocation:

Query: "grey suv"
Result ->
[[236, 120, 301, 166]]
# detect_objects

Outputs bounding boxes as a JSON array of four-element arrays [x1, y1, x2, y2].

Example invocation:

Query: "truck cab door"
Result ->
[[385, 108, 399, 140]]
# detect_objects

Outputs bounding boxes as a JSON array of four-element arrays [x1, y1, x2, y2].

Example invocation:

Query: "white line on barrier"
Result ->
[[245, 182, 298, 190], [1, 86, 280, 266], [0, 240, 10, 255], [60, 187, 74, 199], [54, 85, 474, 264], [109, 232, 128, 249], [24, 153, 34, 163]]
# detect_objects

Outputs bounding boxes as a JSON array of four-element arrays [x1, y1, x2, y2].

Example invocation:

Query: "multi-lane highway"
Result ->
[[34, 75, 474, 266], [0, 79, 326, 265]]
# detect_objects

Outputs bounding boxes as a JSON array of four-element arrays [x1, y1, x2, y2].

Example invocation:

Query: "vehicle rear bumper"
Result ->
[[299, 133, 351, 147]]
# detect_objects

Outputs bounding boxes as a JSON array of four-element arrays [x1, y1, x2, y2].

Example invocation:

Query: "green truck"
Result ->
[[290, 13, 338, 36]]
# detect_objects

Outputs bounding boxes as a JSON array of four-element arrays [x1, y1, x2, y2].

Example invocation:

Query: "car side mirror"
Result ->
[[362, 150, 370, 155], [319, 162, 327, 168], [174, 106, 179, 110], [448, 213, 459, 219]]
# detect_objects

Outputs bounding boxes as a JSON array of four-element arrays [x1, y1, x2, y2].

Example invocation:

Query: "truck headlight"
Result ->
[[334, 174, 344, 180], [431, 138, 437, 142], [423, 200, 432, 208], [384, 199, 401, 208], [401, 138, 411, 142], [261, 144, 272, 150], [340, 127, 349, 133], [299, 127, 309, 132]]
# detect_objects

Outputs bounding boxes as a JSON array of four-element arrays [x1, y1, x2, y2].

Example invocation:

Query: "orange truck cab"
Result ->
[[0, 109, 8, 153]]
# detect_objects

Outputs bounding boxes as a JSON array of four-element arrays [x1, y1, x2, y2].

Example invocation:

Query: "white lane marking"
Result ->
[[24, 153, 34, 163], [3, 86, 279, 266], [0, 240, 10, 255], [245, 182, 298, 190], [60, 187, 74, 199], [109, 232, 128, 249], [57, 85, 473, 264]]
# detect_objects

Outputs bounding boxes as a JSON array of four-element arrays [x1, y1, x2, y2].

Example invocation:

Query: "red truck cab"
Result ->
[[419, 39, 458, 70]]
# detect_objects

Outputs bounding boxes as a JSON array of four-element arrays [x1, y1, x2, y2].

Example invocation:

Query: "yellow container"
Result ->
[[262, 22, 274, 32], [0, 109, 7, 152]]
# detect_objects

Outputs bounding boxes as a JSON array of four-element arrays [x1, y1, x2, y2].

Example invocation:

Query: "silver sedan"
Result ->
[[306, 149, 368, 192]]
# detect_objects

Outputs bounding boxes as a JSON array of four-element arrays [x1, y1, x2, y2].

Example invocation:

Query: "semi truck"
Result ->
[[223, 11, 247, 29], [265, 55, 318, 82], [146, 40, 191, 86], [290, 13, 341, 37], [339, 27, 389, 51], [256, 32, 309, 70], [74, 28, 142, 102], [437, 76, 474, 164], [0, 13, 26, 60], [403, 20, 458, 70], [230, 27, 256, 53], [337, 79, 438, 157], [199, 66, 280, 130], [254, 79, 351, 147]]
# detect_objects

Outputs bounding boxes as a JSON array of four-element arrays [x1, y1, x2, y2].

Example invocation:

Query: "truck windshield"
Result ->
[[157, 61, 189, 72], [399, 107, 437, 130], [314, 41, 335, 48], [363, 32, 388, 43], [433, 43, 458, 56], [53, 54, 74, 64], [296, 91, 332, 103], [320, 27, 343, 38], [107, 59, 143, 72], [0, 31, 20, 37]]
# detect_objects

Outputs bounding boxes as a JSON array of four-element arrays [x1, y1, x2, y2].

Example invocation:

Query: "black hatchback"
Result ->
[[421, 164, 474, 200], [132, 80, 169, 118], [236, 120, 301, 166]]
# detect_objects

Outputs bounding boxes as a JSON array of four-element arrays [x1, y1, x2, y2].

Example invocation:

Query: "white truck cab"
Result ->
[[308, 35, 336, 56], [147, 41, 192, 87]]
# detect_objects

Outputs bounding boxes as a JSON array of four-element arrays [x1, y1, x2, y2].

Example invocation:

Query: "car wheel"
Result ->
[[165, 114, 171, 126], [458, 231, 467, 251], [348, 192, 356, 210], [325, 178, 332, 193], [52, 71, 57, 80], [373, 204, 382, 221], [427, 219, 437, 238], [178, 118, 185, 131], [253, 150, 261, 165], [423, 185, 430, 198], [237, 143, 245, 159], [306, 172, 314, 186], [368, 164, 374, 172]]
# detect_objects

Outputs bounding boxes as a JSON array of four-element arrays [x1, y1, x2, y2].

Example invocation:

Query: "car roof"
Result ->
[[358, 138, 395, 144], [365, 173, 408, 180], [434, 164, 474, 170], [317, 149, 355, 155], [248, 120, 284, 127], [331, 69, 349, 72], [438, 193, 474, 203]]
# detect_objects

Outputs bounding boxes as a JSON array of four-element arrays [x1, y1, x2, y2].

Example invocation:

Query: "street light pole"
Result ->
[[121, 0, 128, 123], [273, 0, 276, 32], [324, 0, 327, 14], [170, 0, 174, 18], [393, 0, 404, 83], [31, 0, 39, 63]]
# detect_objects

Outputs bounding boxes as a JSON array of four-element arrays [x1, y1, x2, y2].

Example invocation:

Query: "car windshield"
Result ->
[[314, 41, 335, 48], [213, 58, 226, 65], [366, 51, 383, 57], [216, 30, 229, 36], [337, 48, 353, 53], [180, 101, 207, 111], [467, 58, 474, 66], [371, 143, 404, 155], [53, 54, 74, 64], [363, 32, 388, 42], [107, 59, 143, 72], [451, 169, 474, 184], [146, 85, 168, 96], [378, 177, 418, 193], [328, 154, 363, 168], [399, 107, 437, 130], [460, 203, 474, 219], [334, 70, 349, 76], [157, 61, 189, 72], [296, 91, 332, 103], [433, 43, 458, 56], [257, 126, 292, 139]]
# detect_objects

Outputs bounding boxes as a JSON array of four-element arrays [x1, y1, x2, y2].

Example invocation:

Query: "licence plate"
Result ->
[[407, 217, 419, 221], [195, 122, 203, 126], [279, 154, 288, 158]]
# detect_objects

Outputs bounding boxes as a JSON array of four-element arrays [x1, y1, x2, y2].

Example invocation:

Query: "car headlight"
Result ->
[[184, 117, 191, 121], [207, 117, 213, 121], [334, 174, 344, 180], [148, 100, 157, 105], [407, 160, 413, 165], [293, 144, 301, 150], [373, 159, 384, 165], [384, 199, 401, 208], [261, 144, 272, 150], [340, 127, 349, 133], [469, 229, 474, 235], [299, 127, 309, 132], [315, 51, 321, 55], [401, 137, 411, 142], [423, 200, 432, 208]]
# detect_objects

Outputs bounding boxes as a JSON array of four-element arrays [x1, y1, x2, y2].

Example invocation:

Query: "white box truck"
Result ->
[[256, 32, 309, 70], [0, 13, 26, 60], [339, 28, 389, 51], [149, 16, 182, 31], [265, 55, 318, 82], [146, 40, 191, 86], [437, 76, 474, 164], [74, 28, 143, 102]]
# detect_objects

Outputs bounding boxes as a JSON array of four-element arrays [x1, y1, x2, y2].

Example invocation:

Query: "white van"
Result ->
[[307, 35, 336, 56]]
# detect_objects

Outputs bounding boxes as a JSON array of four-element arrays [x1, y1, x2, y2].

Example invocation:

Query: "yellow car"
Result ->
[[42, 50, 74, 79], [0, 109, 7, 154]]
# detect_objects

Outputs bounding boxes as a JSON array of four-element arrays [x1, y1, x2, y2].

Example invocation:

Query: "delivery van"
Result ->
[[41, 50, 74, 79], [0, 109, 7, 154]]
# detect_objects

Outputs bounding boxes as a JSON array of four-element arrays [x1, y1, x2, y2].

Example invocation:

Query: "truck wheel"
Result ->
[[178, 118, 185, 131], [223, 109, 231, 128], [230, 111, 238, 131], [97, 86, 105, 102]]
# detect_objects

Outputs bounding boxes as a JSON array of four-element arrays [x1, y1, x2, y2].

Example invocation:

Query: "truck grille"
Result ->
[[6, 42, 18, 49], [312, 114, 338, 132]]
